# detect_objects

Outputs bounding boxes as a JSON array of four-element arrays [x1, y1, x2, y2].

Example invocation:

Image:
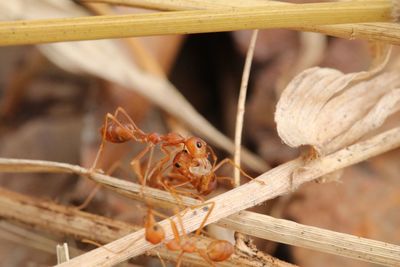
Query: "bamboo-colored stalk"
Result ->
[[81, 0, 400, 46], [0, 187, 292, 267], [0, 1, 392, 46], [79, 0, 280, 10], [53, 126, 400, 266]]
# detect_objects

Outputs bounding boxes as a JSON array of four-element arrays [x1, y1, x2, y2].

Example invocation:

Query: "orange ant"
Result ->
[[92, 107, 217, 187], [163, 149, 253, 198], [164, 202, 234, 267]]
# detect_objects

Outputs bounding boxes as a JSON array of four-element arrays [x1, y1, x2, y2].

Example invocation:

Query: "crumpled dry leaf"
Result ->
[[0, 0, 268, 172], [275, 48, 400, 156]]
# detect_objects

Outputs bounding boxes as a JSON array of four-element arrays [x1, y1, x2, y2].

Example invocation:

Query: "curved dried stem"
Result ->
[[233, 29, 258, 187]]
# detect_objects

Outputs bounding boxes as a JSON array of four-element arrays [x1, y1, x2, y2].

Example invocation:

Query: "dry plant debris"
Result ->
[[0, 1, 399, 267]]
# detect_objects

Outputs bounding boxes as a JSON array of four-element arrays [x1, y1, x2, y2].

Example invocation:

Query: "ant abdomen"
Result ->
[[206, 240, 234, 262], [101, 123, 134, 143]]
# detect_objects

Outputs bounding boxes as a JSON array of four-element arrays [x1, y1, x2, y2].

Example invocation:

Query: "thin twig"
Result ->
[[234, 29, 258, 187], [220, 211, 400, 266], [0, 1, 392, 46]]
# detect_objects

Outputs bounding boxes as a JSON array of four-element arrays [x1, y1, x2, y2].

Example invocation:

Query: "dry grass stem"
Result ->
[[0, 187, 292, 267], [233, 29, 258, 187], [221, 211, 400, 266], [0, 1, 392, 46], [0, 221, 79, 256], [17, 125, 396, 266], [79, 0, 283, 10], [83, 0, 400, 46]]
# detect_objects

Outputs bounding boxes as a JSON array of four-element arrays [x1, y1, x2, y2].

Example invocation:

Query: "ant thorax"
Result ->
[[189, 158, 212, 176]]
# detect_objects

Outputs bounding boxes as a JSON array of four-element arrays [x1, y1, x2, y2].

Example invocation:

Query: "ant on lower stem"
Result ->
[[165, 202, 234, 267], [144, 201, 234, 267]]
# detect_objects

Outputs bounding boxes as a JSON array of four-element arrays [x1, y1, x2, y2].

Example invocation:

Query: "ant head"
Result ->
[[172, 150, 192, 176], [185, 137, 208, 158], [145, 210, 165, 244], [145, 223, 165, 245], [206, 240, 234, 262]]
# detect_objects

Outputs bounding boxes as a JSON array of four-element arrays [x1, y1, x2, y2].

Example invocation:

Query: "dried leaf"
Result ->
[[275, 48, 400, 156]]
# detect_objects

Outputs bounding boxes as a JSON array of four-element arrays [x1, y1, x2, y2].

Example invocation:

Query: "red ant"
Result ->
[[163, 149, 253, 198], [92, 107, 217, 187], [164, 202, 234, 267], [143, 198, 234, 266]]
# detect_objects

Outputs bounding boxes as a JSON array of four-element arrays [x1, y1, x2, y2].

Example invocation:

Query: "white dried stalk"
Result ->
[[45, 126, 400, 266], [220, 211, 400, 266], [57, 243, 70, 264], [234, 29, 258, 186]]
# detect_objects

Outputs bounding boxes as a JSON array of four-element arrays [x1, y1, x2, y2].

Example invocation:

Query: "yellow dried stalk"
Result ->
[[79, 0, 282, 10], [0, 1, 392, 46], [82, 0, 400, 46]]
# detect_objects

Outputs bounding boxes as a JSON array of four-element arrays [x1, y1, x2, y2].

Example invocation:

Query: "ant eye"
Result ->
[[196, 141, 202, 148], [174, 163, 181, 168]]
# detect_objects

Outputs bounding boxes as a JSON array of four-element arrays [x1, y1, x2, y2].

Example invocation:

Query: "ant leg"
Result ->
[[165, 183, 206, 202], [207, 145, 218, 169], [193, 201, 215, 236], [113, 107, 144, 135], [76, 160, 124, 210], [75, 184, 100, 210], [213, 158, 254, 181], [197, 249, 217, 267], [90, 113, 112, 171], [156, 252, 167, 267], [146, 145, 176, 187], [130, 144, 153, 187], [175, 251, 185, 267]]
